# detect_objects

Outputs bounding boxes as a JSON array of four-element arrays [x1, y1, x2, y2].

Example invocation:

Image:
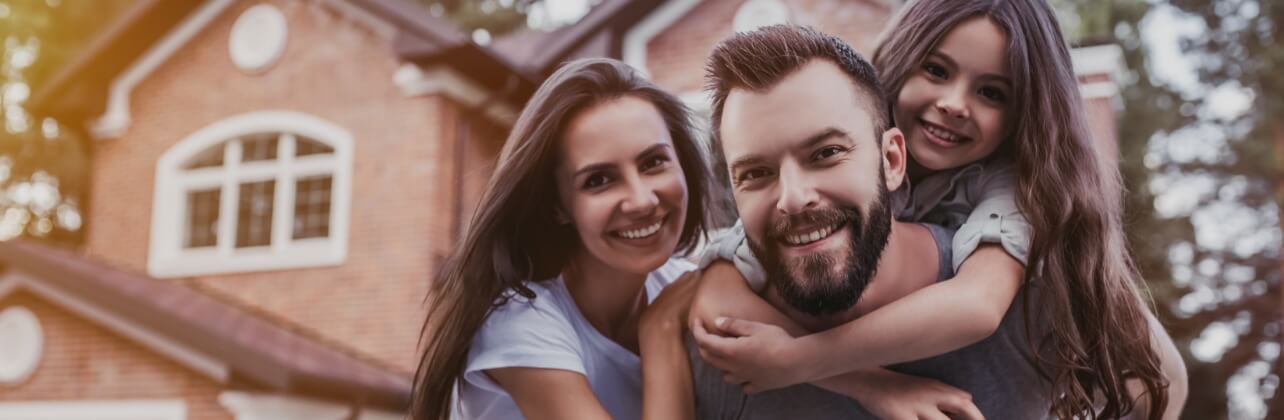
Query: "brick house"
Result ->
[[0, 0, 1128, 418]]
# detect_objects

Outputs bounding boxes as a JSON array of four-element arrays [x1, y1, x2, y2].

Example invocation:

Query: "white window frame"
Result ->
[[0, 400, 186, 420], [148, 111, 353, 278]]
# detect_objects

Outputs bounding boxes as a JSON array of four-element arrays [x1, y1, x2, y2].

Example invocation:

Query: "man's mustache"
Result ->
[[765, 207, 859, 240]]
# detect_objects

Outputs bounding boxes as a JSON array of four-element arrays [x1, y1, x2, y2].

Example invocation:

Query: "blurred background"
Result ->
[[0, 0, 1277, 419]]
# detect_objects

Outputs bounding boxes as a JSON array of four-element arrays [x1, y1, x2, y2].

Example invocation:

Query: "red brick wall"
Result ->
[[0, 292, 231, 420], [646, 0, 892, 95], [80, 0, 477, 373]]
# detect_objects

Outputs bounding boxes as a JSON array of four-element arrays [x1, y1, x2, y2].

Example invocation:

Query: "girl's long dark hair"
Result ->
[[873, 1, 1168, 418], [410, 58, 711, 420]]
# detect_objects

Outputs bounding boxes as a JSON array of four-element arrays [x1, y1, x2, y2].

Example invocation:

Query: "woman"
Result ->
[[411, 58, 713, 420]]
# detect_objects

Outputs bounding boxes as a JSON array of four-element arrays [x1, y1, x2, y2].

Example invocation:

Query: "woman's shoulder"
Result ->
[[650, 257, 697, 287]]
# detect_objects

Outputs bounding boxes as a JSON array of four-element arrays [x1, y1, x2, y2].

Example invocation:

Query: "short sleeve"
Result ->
[[951, 162, 1032, 272], [697, 220, 768, 292], [462, 292, 586, 394]]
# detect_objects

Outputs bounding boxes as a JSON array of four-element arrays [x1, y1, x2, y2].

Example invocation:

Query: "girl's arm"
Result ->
[[690, 260, 983, 420], [1130, 310, 1188, 420], [487, 368, 614, 420], [789, 244, 1023, 381], [693, 244, 1022, 391]]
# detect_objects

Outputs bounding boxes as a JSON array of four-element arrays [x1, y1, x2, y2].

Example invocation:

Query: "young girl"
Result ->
[[410, 58, 713, 420], [689, 1, 1185, 419]]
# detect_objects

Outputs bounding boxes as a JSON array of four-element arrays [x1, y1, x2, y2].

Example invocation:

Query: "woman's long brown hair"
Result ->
[[873, 1, 1168, 418], [409, 58, 711, 420]]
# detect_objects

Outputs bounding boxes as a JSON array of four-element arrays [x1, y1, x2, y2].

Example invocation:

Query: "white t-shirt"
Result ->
[[455, 258, 696, 420]]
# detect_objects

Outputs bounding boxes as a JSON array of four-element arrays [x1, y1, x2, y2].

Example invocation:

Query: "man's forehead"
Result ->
[[719, 68, 878, 160]]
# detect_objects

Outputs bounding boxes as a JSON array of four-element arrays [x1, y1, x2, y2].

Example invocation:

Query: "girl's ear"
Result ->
[[553, 207, 572, 225], [881, 127, 908, 191]]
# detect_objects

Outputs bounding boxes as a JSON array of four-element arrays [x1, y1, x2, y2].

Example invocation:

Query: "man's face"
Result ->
[[718, 60, 902, 316]]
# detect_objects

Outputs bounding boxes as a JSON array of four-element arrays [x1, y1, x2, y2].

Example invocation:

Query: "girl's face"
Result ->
[[895, 16, 1012, 171], [555, 95, 689, 276]]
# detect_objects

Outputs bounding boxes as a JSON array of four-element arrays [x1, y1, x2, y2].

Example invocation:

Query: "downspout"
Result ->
[[452, 74, 521, 243]]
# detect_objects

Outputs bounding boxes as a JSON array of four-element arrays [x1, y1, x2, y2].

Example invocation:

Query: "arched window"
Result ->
[[148, 111, 353, 278]]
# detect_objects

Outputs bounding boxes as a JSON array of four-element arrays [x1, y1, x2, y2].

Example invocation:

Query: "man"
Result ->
[[683, 25, 1055, 419]]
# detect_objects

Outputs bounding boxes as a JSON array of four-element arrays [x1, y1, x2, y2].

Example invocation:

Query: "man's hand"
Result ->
[[822, 368, 984, 420], [691, 316, 807, 393]]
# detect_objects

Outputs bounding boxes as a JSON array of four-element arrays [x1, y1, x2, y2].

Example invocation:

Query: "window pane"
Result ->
[[185, 189, 220, 248], [293, 176, 331, 239], [295, 136, 334, 157], [186, 144, 225, 169], [235, 180, 275, 248], [241, 134, 279, 162]]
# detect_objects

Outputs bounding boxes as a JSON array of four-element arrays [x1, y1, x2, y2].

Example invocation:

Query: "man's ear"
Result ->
[[881, 127, 907, 191]]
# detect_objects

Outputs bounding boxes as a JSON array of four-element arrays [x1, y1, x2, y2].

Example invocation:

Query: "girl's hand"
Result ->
[[827, 369, 984, 420], [691, 316, 807, 393]]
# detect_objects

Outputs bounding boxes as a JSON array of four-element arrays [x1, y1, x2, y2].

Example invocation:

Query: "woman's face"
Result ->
[[895, 16, 1012, 171], [555, 95, 689, 276]]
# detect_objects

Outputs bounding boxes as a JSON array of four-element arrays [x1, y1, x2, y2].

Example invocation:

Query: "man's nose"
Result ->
[[776, 162, 819, 216]]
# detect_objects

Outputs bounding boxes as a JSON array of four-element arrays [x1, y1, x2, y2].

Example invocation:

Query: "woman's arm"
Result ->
[[1130, 311, 1188, 419], [487, 368, 614, 420], [638, 271, 703, 420]]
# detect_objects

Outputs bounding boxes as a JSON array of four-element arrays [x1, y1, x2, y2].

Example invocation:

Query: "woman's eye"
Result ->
[[924, 63, 948, 79], [813, 146, 846, 161], [640, 155, 670, 172], [979, 86, 1008, 103], [583, 174, 611, 189], [737, 168, 771, 183]]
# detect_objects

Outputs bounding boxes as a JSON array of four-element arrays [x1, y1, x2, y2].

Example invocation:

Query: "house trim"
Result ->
[[0, 272, 232, 383], [0, 400, 186, 420], [621, 0, 703, 77]]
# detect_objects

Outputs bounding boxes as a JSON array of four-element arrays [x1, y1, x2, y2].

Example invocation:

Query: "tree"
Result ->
[[1056, 0, 1281, 418], [1, 0, 135, 246]]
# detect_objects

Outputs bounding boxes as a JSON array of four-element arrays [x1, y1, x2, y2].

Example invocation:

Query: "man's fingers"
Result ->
[[722, 372, 746, 386], [692, 321, 737, 359], [713, 316, 769, 338]]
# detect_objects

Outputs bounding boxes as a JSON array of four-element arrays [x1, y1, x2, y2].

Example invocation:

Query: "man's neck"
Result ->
[[765, 221, 940, 332]]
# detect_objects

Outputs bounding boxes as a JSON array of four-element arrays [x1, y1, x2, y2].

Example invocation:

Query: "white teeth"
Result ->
[[925, 124, 963, 143], [618, 220, 663, 239], [785, 225, 837, 246]]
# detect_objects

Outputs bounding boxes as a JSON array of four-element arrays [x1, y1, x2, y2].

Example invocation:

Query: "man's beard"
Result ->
[[746, 180, 892, 317]]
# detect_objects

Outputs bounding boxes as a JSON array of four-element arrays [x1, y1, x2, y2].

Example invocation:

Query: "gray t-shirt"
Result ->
[[689, 224, 1054, 420]]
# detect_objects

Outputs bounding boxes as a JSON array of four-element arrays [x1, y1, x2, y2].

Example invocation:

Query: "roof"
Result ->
[[0, 239, 412, 410], [29, 0, 668, 120]]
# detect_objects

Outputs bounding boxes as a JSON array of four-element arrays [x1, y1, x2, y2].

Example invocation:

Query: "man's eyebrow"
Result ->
[[800, 127, 853, 149], [728, 155, 766, 175]]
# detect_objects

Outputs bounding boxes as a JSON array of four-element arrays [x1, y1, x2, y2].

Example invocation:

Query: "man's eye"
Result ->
[[924, 63, 948, 79], [812, 146, 846, 161], [583, 174, 611, 189]]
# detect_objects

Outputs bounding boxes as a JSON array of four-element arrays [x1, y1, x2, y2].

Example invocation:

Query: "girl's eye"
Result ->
[[812, 145, 847, 161], [979, 86, 1008, 103], [640, 155, 670, 172], [583, 173, 611, 189], [924, 63, 948, 79]]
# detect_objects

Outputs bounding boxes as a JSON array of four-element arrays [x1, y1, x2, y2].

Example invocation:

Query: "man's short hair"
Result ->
[[704, 25, 890, 183]]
